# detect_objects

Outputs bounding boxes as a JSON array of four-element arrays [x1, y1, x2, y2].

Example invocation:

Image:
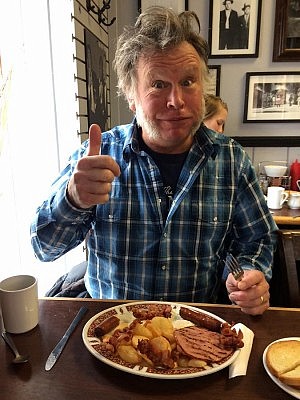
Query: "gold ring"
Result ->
[[260, 296, 264, 304]]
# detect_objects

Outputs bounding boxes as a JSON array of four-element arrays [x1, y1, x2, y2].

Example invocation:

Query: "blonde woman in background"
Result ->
[[203, 94, 228, 133]]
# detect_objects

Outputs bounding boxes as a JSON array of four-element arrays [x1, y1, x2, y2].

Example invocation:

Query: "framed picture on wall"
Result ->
[[84, 29, 110, 131], [207, 65, 221, 95], [208, 0, 262, 58], [138, 0, 188, 12], [273, 0, 300, 62], [243, 71, 300, 122]]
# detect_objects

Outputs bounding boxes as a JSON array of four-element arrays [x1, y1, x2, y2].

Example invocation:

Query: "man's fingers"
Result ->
[[87, 124, 102, 156]]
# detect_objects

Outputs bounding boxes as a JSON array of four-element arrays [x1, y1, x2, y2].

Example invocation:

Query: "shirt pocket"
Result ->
[[95, 195, 159, 225], [191, 199, 233, 230]]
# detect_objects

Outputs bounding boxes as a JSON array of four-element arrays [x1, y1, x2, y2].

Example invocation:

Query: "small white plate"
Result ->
[[82, 301, 240, 379], [263, 337, 300, 399]]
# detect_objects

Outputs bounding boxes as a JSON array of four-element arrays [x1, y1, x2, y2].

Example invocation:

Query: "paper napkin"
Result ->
[[229, 323, 254, 378]]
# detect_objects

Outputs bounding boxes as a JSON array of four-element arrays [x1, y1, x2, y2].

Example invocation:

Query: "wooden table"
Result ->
[[272, 203, 300, 226], [1, 298, 299, 400]]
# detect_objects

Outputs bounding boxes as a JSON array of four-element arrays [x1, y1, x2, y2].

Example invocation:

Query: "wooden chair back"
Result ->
[[271, 230, 300, 307]]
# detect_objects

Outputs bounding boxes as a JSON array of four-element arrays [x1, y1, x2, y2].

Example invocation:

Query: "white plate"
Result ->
[[82, 301, 240, 379], [263, 337, 300, 399]]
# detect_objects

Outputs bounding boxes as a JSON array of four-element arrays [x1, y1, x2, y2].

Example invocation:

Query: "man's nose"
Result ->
[[166, 86, 184, 109]]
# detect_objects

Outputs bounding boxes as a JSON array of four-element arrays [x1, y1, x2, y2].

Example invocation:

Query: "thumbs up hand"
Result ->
[[67, 124, 120, 209]]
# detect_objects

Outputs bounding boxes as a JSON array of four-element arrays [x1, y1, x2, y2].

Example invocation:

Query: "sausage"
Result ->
[[179, 307, 222, 332], [94, 315, 120, 337]]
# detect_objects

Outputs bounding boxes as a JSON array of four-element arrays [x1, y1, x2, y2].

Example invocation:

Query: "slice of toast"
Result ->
[[266, 340, 300, 388], [280, 364, 300, 389]]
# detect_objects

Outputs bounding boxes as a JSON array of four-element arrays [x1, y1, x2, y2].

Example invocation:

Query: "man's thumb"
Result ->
[[87, 124, 102, 156]]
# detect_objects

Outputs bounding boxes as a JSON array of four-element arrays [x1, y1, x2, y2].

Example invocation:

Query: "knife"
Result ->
[[0, 307, 5, 335], [45, 306, 88, 371]]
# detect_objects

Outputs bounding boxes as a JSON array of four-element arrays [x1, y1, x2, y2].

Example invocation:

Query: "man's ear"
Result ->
[[128, 97, 136, 112]]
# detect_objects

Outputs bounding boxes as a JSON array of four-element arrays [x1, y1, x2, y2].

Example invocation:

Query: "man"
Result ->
[[219, 0, 239, 49], [238, 3, 251, 49], [31, 7, 277, 315]]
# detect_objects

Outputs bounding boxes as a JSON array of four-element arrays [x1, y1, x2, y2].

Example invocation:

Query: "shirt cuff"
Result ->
[[51, 185, 94, 224]]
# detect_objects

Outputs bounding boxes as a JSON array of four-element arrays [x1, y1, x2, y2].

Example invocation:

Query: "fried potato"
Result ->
[[139, 352, 154, 367], [148, 316, 174, 342], [150, 335, 171, 352], [187, 359, 207, 368], [177, 357, 207, 368], [144, 320, 161, 337], [117, 345, 142, 364], [132, 322, 153, 339]]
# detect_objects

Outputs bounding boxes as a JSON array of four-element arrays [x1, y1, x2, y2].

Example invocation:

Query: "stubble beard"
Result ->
[[135, 103, 204, 142]]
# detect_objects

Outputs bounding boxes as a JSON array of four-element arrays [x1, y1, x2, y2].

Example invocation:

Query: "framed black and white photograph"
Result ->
[[273, 0, 300, 62], [84, 29, 110, 130], [243, 72, 300, 123], [138, 0, 188, 12], [209, 0, 262, 58], [207, 65, 221, 95]]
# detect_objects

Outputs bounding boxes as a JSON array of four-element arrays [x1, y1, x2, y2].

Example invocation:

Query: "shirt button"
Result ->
[[163, 232, 167, 237], [161, 265, 166, 270]]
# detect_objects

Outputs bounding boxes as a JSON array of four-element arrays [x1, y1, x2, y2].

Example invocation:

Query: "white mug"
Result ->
[[267, 186, 288, 210], [0, 275, 38, 334]]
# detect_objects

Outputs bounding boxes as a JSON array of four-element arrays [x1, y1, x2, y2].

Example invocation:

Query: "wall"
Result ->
[[108, 0, 300, 173], [73, 0, 112, 142], [108, 0, 139, 127]]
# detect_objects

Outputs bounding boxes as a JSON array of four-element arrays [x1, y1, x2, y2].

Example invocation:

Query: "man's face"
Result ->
[[225, 1, 232, 10], [129, 42, 205, 154], [244, 6, 250, 15]]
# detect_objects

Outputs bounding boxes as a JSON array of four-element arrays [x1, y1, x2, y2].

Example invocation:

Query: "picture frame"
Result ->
[[84, 29, 110, 131], [273, 0, 300, 62], [231, 136, 300, 147], [138, 0, 188, 12], [208, 0, 262, 58], [243, 71, 300, 123], [207, 65, 221, 96]]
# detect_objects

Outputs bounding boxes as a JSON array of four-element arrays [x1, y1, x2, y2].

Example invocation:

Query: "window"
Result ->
[[0, 0, 85, 295]]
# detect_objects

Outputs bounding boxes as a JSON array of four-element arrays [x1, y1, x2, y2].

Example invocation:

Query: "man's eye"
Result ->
[[152, 81, 165, 89], [182, 79, 193, 87]]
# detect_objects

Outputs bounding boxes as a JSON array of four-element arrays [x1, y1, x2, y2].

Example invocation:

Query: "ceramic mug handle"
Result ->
[[281, 192, 289, 205], [297, 179, 300, 191]]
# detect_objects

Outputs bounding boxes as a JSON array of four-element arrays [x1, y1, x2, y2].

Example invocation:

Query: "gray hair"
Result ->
[[113, 6, 209, 100]]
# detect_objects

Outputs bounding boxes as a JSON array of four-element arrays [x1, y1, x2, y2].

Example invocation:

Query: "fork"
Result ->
[[225, 254, 244, 281]]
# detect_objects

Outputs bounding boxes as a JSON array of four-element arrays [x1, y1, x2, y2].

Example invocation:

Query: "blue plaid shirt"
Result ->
[[31, 122, 277, 302]]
